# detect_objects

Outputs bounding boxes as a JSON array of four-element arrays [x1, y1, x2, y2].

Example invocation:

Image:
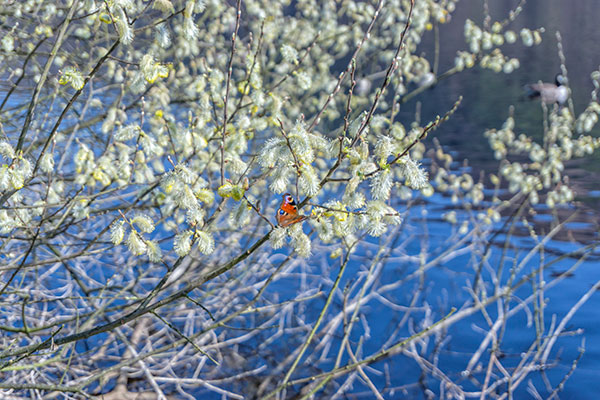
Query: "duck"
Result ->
[[524, 73, 568, 105]]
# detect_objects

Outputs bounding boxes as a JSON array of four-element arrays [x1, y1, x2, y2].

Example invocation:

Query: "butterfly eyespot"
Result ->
[[285, 195, 293, 202], [279, 209, 285, 215]]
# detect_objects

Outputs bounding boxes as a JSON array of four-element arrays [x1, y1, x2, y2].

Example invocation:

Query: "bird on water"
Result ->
[[524, 73, 568, 105]]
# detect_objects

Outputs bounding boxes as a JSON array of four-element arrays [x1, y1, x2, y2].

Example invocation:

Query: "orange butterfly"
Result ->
[[276, 193, 307, 227]]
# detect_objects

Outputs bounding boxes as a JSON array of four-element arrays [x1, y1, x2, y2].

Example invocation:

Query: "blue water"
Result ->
[[341, 0, 600, 392], [312, 196, 600, 398]]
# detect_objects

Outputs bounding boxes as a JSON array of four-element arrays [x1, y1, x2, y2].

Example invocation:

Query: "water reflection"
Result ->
[[395, 0, 600, 243], [393, 2, 600, 397]]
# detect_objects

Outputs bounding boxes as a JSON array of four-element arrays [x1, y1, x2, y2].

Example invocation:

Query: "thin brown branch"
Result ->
[[221, 0, 242, 186]]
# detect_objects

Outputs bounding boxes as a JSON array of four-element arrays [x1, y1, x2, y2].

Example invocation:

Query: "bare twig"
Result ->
[[220, 0, 243, 186]]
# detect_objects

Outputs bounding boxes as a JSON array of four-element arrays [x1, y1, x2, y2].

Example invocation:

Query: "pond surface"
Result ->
[[413, 0, 600, 188], [385, 0, 600, 398]]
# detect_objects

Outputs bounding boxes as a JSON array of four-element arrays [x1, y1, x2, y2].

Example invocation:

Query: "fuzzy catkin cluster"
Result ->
[[0, 0, 593, 266]]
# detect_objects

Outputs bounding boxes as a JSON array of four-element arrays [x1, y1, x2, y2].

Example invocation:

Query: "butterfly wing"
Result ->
[[279, 193, 298, 214], [277, 211, 307, 227], [276, 193, 307, 227]]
